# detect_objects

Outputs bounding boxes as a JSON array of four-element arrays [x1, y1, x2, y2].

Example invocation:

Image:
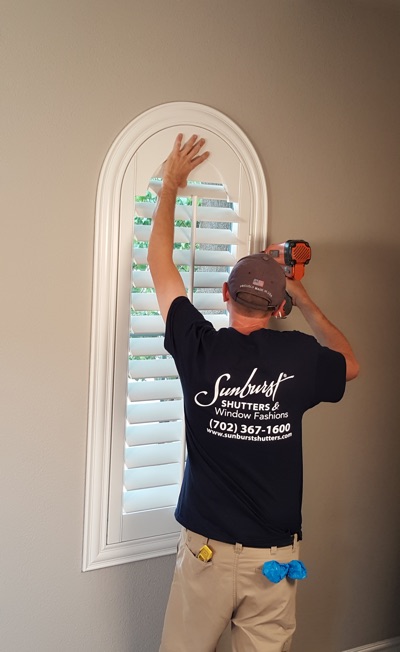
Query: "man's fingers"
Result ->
[[171, 133, 184, 156], [190, 150, 210, 169], [180, 134, 206, 155], [181, 136, 200, 156], [184, 138, 209, 171], [189, 138, 206, 158]]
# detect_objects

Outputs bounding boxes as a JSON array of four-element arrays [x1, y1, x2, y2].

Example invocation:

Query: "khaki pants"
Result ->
[[160, 529, 300, 652]]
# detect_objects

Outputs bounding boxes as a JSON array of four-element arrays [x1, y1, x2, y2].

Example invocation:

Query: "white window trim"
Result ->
[[83, 102, 268, 571]]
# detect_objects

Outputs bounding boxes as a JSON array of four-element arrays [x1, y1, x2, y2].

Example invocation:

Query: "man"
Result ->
[[148, 134, 359, 652]]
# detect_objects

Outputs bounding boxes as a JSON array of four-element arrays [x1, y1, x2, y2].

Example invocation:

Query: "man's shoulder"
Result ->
[[167, 296, 211, 328]]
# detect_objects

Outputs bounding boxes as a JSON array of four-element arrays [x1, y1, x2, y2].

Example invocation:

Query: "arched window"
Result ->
[[83, 102, 268, 570]]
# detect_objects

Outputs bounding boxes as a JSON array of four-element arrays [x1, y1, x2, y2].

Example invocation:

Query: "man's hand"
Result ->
[[285, 278, 309, 308], [148, 134, 210, 322], [162, 134, 210, 191]]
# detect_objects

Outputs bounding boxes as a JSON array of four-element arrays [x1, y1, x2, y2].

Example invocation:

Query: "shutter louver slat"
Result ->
[[126, 421, 183, 446], [128, 379, 182, 402], [129, 358, 177, 379], [131, 315, 165, 334], [133, 247, 236, 267], [132, 313, 227, 334], [180, 226, 239, 245], [182, 250, 235, 266], [127, 399, 183, 424], [131, 292, 159, 311], [131, 271, 153, 288], [149, 179, 227, 199], [124, 463, 181, 491], [120, 506, 178, 541], [132, 248, 148, 265], [132, 292, 226, 312], [123, 485, 180, 513], [191, 271, 230, 288], [135, 202, 240, 224], [132, 271, 229, 289], [130, 337, 167, 356], [193, 293, 225, 311], [134, 224, 240, 246], [125, 441, 181, 468]]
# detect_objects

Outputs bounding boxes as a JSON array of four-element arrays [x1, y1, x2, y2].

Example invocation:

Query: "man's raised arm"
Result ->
[[147, 134, 209, 322], [286, 279, 360, 381]]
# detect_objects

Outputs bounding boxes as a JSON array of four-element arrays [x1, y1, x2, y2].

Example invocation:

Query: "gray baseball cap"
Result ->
[[227, 253, 286, 311]]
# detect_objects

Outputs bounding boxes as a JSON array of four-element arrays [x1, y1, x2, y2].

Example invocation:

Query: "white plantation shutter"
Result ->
[[83, 103, 267, 570], [117, 178, 251, 544]]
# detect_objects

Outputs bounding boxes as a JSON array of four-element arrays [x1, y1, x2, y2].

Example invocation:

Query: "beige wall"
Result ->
[[2, 1, 400, 651]]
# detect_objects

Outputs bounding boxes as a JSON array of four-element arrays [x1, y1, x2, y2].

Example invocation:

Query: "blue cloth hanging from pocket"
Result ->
[[262, 560, 307, 584]]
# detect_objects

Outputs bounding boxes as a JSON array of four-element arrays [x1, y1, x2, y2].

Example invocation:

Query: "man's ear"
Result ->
[[271, 298, 286, 319], [222, 281, 229, 302]]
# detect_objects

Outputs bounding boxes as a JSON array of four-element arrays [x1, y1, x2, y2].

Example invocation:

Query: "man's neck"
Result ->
[[228, 314, 271, 335]]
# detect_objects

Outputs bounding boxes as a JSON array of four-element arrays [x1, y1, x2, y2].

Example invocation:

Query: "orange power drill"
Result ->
[[264, 239, 312, 316]]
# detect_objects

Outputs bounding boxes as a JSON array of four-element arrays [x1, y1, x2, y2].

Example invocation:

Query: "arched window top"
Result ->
[[98, 102, 268, 249]]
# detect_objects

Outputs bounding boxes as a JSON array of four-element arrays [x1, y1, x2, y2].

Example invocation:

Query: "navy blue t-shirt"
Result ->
[[165, 296, 346, 547]]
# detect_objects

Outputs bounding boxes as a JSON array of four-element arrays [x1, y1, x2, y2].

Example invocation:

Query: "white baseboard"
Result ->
[[343, 637, 400, 652]]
